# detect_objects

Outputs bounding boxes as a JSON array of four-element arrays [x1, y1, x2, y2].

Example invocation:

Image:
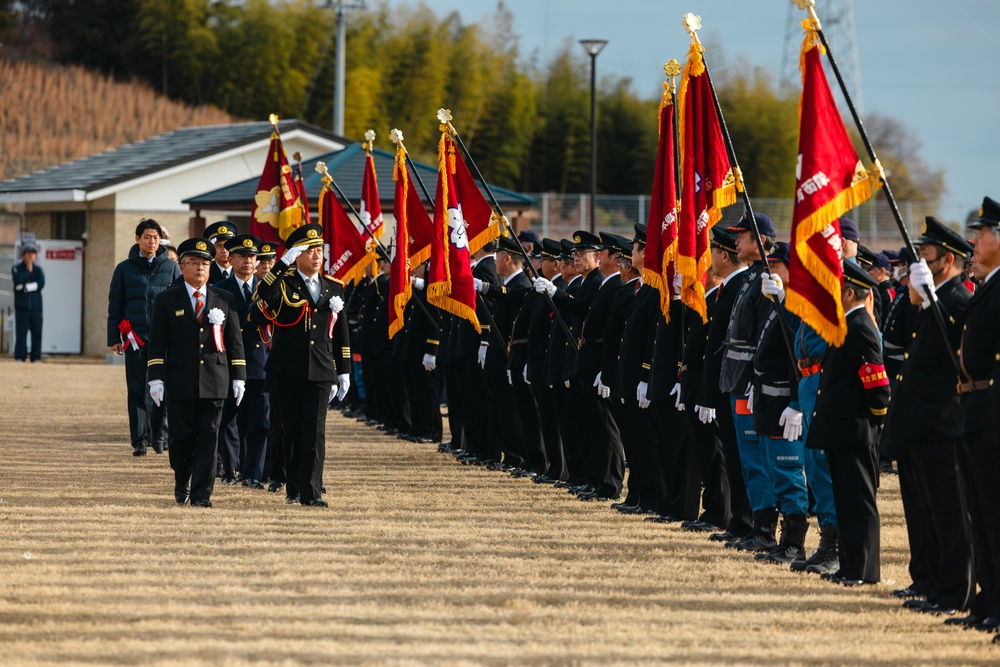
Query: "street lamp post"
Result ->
[[579, 39, 607, 235]]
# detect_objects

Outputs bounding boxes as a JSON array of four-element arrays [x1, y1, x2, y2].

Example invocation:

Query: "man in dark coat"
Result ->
[[253, 223, 352, 507], [12, 243, 44, 362], [807, 260, 890, 586], [108, 218, 180, 456], [146, 238, 246, 507]]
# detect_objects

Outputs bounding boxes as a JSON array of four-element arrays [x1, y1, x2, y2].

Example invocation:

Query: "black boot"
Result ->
[[792, 523, 839, 574], [760, 514, 808, 564], [730, 508, 779, 552]]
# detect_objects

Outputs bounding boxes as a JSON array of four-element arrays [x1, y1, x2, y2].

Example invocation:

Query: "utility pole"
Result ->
[[326, 0, 364, 136]]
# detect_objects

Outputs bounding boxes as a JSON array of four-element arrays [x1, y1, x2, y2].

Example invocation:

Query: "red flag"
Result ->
[[251, 128, 306, 244], [677, 41, 738, 322], [388, 144, 434, 338], [450, 145, 502, 254], [426, 132, 481, 332], [786, 20, 874, 347], [643, 81, 680, 321], [293, 161, 311, 224], [359, 142, 384, 239], [318, 178, 373, 284]]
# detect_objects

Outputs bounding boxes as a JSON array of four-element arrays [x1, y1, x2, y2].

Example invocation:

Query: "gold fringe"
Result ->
[[786, 289, 846, 348], [468, 212, 503, 256], [428, 285, 482, 334], [388, 276, 411, 340], [388, 147, 412, 340], [676, 254, 708, 324]]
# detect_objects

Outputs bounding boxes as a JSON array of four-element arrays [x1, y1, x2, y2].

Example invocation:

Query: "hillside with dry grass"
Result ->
[[0, 59, 235, 182]]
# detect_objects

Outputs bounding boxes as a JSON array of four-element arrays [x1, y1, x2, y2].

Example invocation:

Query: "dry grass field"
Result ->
[[0, 358, 996, 666]]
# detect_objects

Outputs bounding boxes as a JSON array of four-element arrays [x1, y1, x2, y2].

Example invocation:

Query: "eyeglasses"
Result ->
[[184, 260, 211, 267]]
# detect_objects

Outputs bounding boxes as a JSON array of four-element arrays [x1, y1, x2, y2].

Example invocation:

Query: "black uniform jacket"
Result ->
[[216, 275, 268, 381], [959, 270, 1000, 445], [806, 307, 890, 451], [613, 283, 659, 401], [646, 299, 685, 401], [600, 278, 639, 394], [480, 269, 532, 346], [509, 289, 543, 375], [253, 260, 351, 382], [576, 272, 623, 381], [888, 276, 970, 447], [696, 267, 747, 409], [146, 283, 246, 400], [452, 256, 499, 358], [681, 285, 718, 405], [557, 268, 604, 378], [751, 300, 801, 438]]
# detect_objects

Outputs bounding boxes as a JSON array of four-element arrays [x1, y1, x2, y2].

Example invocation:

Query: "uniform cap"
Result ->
[[178, 237, 216, 261], [728, 213, 775, 237], [285, 223, 325, 249], [916, 216, 974, 256], [204, 220, 239, 243], [225, 234, 262, 255], [843, 258, 879, 289]]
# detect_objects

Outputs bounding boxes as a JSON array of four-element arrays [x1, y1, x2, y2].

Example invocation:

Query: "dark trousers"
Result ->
[[687, 410, 732, 529], [896, 452, 934, 595], [442, 360, 465, 449], [404, 360, 442, 441], [124, 347, 166, 449], [386, 355, 412, 432], [652, 401, 700, 520], [218, 396, 240, 476], [166, 398, 223, 502], [554, 382, 586, 483], [959, 438, 1000, 618], [717, 399, 752, 536], [263, 379, 285, 484], [532, 382, 565, 480], [619, 398, 659, 508], [275, 375, 332, 503], [236, 382, 270, 482], [512, 372, 547, 473], [14, 307, 42, 361], [827, 445, 881, 583], [455, 356, 495, 460], [578, 389, 624, 497]]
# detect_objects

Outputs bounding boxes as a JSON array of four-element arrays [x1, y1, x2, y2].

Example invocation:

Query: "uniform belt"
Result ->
[[725, 350, 755, 362], [798, 363, 821, 378], [797, 356, 822, 369], [957, 379, 992, 395], [760, 384, 791, 397]]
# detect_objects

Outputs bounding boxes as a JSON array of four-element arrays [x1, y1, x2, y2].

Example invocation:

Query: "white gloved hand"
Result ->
[[232, 379, 246, 406], [595, 371, 610, 399], [478, 342, 488, 368], [761, 272, 785, 301], [908, 258, 935, 309], [473, 277, 487, 294], [779, 407, 803, 441], [672, 271, 683, 299], [564, 380, 571, 389], [522, 364, 530, 385], [695, 405, 716, 424], [411, 276, 426, 290], [149, 380, 165, 407], [533, 277, 556, 296], [506, 369, 513, 385], [746, 383, 755, 414], [280, 245, 303, 266], [637, 381, 650, 409], [24, 282, 39, 293], [670, 382, 685, 411], [336, 373, 351, 402], [422, 353, 436, 372]]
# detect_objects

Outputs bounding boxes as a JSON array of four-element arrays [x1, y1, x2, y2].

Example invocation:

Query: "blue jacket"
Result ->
[[12, 261, 44, 311], [107, 244, 180, 347]]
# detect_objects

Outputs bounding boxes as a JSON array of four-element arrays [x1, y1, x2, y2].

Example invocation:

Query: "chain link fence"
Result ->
[[523, 193, 971, 253]]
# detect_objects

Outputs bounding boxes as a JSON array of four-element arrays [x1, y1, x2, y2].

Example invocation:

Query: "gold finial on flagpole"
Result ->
[[363, 129, 376, 151], [793, 0, 822, 30], [268, 114, 279, 127], [682, 13, 702, 38], [436, 108, 457, 136], [664, 59, 681, 95]]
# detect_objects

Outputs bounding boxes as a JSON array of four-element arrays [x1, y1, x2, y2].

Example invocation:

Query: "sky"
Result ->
[[399, 0, 1000, 223]]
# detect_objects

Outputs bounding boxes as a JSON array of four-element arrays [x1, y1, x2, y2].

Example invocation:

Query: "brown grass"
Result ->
[[0, 358, 995, 666], [0, 60, 234, 182]]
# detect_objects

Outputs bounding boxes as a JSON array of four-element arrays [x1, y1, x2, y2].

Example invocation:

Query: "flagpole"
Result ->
[[795, 0, 967, 382], [314, 161, 441, 336], [683, 15, 798, 373], [435, 109, 580, 352], [391, 135, 509, 357], [666, 59, 687, 357]]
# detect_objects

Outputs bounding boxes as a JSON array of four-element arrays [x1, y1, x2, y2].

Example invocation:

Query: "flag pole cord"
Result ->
[[320, 167, 441, 335], [440, 120, 579, 352], [800, 3, 967, 381], [401, 149, 509, 356], [697, 50, 799, 377]]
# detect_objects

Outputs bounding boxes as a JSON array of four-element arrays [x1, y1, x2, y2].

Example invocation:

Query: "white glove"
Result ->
[[336, 373, 351, 402], [411, 276, 426, 290], [746, 383, 755, 414], [670, 382, 685, 411], [506, 369, 513, 385], [695, 405, 716, 424], [232, 379, 246, 406], [672, 271, 683, 299], [474, 277, 488, 294], [523, 364, 530, 385], [595, 371, 610, 399], [149, 380, 164, 407], [637, 381, 650, 409], [24, 282, 39, 293], [422, 353, 436, 371], [533, 277, 556, 296], [564, 380, 571, 388], [908, 258, 935, 309], [761, 272, 784, 301], [280, 245, 303, 266], [779, 407, 803, 441], [478, 342, 488, 368]]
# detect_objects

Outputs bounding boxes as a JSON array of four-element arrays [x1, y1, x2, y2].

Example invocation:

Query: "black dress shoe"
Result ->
[[151, 439, 165, 454], [892, 586, 925, 599], [175, 495, 188, 505], [918, 602, 957, 616], [611, 501, 637, 513], [684, 521, 722, 533], [943, 614, 981, 627], [303, 498, 328, 507], [244, 479, 265, 490], [708, 531, 737, 542], [415, 436, 434, 444], [285, 494, 300, 504], [192, 499, 212, 508], [132, 444, 147, 457], [973, 616, 1000, 632], [267, 481, 284, 493]]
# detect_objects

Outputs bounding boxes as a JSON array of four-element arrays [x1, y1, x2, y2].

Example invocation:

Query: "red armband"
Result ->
[[858, 363, 889, 389]]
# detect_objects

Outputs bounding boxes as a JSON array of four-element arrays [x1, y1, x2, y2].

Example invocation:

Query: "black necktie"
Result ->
[[243, 282, 252, 303]]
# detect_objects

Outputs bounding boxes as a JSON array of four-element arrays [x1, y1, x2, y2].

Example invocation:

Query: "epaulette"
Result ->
[[324, 274, 344, 285], [284, 266, 298, 276]]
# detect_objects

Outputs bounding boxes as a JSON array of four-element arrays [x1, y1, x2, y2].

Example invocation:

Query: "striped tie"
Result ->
[[194, 290, 204, 323]]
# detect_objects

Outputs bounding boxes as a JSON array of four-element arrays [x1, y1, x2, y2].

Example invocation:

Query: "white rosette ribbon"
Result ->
[[328, 295, 345, 337], [207, 307, 226, 352]]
